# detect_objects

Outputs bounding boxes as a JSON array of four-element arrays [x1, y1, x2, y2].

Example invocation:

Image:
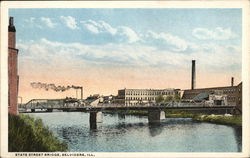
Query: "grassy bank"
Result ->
[[165, 110, 198, 118], [107, 110, 197, 118], [106, 110, 242, 126], [193, 114, 242, 126], [106, 110, 148, 116], [9, 114, 68, 152]]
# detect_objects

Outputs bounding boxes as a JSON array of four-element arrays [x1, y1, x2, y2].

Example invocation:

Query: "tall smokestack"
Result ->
[[80, 87, 83, 100], [191, 60, 196, 90], [8, 17, 16, 48], [8, 17, 15, 32], [231, 77, 234, 86]]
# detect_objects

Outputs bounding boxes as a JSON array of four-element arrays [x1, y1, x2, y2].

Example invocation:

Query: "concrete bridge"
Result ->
[[19, 99, 236, 129]]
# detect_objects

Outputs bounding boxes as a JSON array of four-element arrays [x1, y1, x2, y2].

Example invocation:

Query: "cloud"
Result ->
[[24, 17, 43, 29], [24, 17, 35, 23], [17, 38, 241, 72], [81, 20, 117, 35], [145, 31, 199, 52], [192, 27, 237, 40], [60, 16, 79, 30], [117, 26, 140, 43], [99, 21, 117, 35], [83, 23, 99, 34], [81, 19, 140, 43], [40, 17, 57, 28]]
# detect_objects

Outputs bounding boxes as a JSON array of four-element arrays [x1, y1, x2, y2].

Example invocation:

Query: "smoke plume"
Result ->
[[30, 82, 82, 92]]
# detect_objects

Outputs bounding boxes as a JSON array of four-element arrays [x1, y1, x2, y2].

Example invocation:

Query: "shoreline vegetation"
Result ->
[[193, 114, 242, 127], [9, 114, 68, 152], [105, 110, 242, 127]]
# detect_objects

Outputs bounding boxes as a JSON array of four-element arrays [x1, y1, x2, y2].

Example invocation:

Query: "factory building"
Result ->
[[182, 60, 242, 114], [8, 17, 19, 115], [182, 82, 242, 109], [116, 88, 180, 106]]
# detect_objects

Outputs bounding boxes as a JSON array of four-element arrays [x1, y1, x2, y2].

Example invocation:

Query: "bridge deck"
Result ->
[[20, 104, 235, 112], [19, 99, 236, 112]]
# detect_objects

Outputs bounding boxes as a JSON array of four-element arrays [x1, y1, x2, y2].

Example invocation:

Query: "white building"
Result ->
[[116, 88, 180, 106]]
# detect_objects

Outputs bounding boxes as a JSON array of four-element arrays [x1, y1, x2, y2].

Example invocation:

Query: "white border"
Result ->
[[1, 1, 249, 158]]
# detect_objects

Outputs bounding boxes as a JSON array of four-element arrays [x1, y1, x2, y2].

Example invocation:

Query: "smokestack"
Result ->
[[80, 87, 83, 100], [191, 60, 196, 90], [8, 17, 16, 32], [231, 77, 234, 86]]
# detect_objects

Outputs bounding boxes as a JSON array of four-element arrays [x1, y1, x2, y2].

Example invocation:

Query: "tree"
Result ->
[[174, 94, 181, 101], [165, 95, 174, 102], [156, 95, 164, 103]]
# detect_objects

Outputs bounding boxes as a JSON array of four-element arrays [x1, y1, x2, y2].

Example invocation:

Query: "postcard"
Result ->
[[1, 1, 249, 158]]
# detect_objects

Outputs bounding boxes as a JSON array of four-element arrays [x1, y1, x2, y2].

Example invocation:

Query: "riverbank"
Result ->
[[9, 114, 68, 152], [165, 110, 197, 118], [105, 110, 242, 126], [193, 114, 242, 127], [106, 110, 148, 116], [107, 110, 198, 118]]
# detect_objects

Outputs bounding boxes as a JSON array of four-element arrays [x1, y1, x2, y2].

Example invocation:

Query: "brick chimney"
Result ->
[[231, 77, 234, 87], [8, 17, 19, 115]]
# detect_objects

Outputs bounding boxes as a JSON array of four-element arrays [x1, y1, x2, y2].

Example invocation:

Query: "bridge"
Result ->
[[19, 99, 236, 129]]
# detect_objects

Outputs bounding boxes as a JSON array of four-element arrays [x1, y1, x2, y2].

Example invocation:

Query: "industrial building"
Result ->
[[8, 17, 19, 115], [182, 82, 242, 113], [116, 88, 180, 106], [182, 60, 242, 114]]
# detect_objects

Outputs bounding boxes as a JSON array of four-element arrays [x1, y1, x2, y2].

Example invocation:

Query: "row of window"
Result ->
[[223, 89, 236, 94], [125, 102, 149, 106], [125, 97, 156, 101], [125, 91, 175, 96], [227, 96, 236, 101]]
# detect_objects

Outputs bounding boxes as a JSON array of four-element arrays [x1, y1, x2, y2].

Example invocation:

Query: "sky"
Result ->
[[9, 8, 242, 103]]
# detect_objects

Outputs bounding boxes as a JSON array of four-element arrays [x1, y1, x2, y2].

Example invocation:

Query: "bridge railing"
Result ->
[[22, 99, 236, 110], [91, 101, 236, 108]]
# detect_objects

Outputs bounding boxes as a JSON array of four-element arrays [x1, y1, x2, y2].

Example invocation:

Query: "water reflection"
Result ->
[[118, 113, 126, 120], [148, 123, 163, 137]]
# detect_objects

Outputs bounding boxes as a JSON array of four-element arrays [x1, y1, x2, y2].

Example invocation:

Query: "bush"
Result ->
[[9, 114, 68, 152], [156, 95, 164, 103]]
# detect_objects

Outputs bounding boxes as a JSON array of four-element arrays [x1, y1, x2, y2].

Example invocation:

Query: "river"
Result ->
[[26, 112, 242, 152]]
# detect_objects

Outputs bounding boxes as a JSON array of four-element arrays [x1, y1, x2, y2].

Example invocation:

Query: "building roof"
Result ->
[[192, 92, 211, 101], [183, 84, 239, 91], [119, 88, 177, 91]]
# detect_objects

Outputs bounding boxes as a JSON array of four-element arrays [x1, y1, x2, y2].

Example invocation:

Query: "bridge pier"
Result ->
[[160, 111, 165, 120], [89, 111, 103, 129], [148, 110, 165, 124]]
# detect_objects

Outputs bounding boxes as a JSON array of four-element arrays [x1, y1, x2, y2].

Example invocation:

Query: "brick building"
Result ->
[[8, 17, 19, 115], [182, 60, 242, 114], [182, 82, 242, 114]]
